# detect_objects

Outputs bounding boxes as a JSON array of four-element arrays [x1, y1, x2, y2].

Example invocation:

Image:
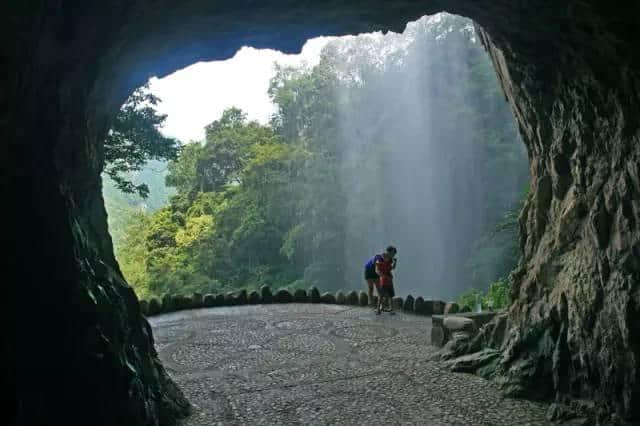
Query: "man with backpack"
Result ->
[[364, 246, 397, 309]]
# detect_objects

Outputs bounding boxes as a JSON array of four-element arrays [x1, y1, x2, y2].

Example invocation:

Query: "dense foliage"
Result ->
[[108, 14, 529, 301], [102, 85, 177, 250], [103, 160, 174, 248], [104, 85, 180, 198]]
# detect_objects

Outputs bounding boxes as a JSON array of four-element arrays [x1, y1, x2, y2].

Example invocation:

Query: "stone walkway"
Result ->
[[149, 304, 550, 425]]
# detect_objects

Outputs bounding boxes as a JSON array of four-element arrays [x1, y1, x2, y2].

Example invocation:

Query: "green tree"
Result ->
[[104, 85, 180, 198], [115, 14, 528, 302], [115, 211, 152, 298], [120, 108, 305, 297]]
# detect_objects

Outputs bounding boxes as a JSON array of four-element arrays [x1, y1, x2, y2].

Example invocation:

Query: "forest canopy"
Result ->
[[104, 14, 528, 303]]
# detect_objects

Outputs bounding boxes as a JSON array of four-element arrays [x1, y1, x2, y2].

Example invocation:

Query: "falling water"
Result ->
[[328, 14, 527, 300]]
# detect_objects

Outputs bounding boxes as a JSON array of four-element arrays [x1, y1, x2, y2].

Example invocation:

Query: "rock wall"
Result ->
[[473, 6, 640, 422], [2, 1, 640, 424]]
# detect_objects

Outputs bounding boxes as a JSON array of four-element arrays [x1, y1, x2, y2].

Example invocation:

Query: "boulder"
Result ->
[[274, 289, 293, 303], [437, 331, 475, 361], [248, 290, 261, 304], [444, 302, 459, 314], [486, 312, 508, 349], [546, 402, 592, 425], [347, 291, 359, 305], [321, 292, 336, 304], [309, 286, 321, 303], [403, 295, 415, 312], [203, 294, 216, 307], [336, 291, 346, 304], [443, 348, 501, 378], [359, 291, 368, 306], [466, 311, 509, 352], [260, 285, 273, 304]]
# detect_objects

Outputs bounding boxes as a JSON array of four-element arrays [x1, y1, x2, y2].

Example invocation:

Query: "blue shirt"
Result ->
[[365, 254, 384, 270]]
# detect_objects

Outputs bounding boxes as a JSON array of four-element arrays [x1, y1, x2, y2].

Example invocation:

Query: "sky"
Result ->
[[148, 37, 334, 143]]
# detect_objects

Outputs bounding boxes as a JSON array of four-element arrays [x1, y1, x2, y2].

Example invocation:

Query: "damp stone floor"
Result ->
[[149, 303, 549, 425]]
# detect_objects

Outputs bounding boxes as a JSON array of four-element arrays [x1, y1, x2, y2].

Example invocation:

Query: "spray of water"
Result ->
[[324, 14, 527, 300]]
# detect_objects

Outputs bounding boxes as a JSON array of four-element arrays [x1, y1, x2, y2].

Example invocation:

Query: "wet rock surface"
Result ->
[[150, 304, 548, 425]]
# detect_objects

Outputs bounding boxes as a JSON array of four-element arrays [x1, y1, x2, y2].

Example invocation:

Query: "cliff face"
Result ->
[[2, 1, 639, 424], [473, 7, 640, 421]]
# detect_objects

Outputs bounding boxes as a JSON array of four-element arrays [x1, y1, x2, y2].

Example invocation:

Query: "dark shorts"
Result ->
[[377, 284, 395, 298], [364, 267, 379, 281]]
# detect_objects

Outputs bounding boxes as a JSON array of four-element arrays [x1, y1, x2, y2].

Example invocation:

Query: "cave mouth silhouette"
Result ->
[[4, 2, 640, 424]]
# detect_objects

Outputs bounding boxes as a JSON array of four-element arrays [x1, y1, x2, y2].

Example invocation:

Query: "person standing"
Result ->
[[375, 247, 397, 314], [364, 246, 397, 307]]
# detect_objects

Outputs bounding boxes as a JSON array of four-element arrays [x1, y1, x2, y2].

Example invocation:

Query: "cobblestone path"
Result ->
[[150, 304, 549, 425]]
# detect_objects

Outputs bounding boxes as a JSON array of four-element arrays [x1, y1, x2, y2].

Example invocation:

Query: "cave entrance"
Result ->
[[7, 1, 640, 424], [105, 13, 527, 313]]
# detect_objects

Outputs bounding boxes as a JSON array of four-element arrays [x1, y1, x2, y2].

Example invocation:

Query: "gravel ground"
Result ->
[[149, 304, 549, 425]]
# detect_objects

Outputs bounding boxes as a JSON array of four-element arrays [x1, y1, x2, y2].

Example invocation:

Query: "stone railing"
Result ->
[[138, 285, 460, 318]]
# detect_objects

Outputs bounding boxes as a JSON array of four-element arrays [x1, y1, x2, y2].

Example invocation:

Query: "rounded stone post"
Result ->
[[192, 292, 203, 308], [162, 294, 175, 313], [347, 291, 359, 305], [215, 294, 225, 306], [260, 285, 273, 304], [294, 288, 308, 303], [392, 297, 403, 310], [359, 291, 369, 306], [224, 292, 235, 306], [309, 286, 321, 303], [403, 295, 415, 312], [275, 288, 293, 303], [203, 294, 216, 307], [236, 289, 248, 305], [248, 290, 261, 304], [321, 292, 336, 304], [148, 298, 161, 316]]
